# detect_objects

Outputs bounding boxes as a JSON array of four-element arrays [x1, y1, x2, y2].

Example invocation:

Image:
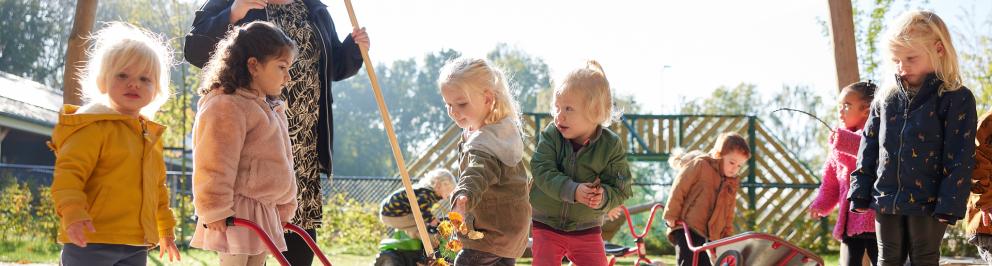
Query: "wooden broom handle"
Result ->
[[341, 0, 436, 257]]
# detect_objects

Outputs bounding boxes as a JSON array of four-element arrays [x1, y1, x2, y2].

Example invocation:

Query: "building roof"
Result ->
[[0, 71, 61, 135]]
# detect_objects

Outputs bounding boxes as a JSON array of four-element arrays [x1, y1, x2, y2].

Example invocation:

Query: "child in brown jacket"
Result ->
[[966, 111, 992, 263], [663, 133, 751, 266]]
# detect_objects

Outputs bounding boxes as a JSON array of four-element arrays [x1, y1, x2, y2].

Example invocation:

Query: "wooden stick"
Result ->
[[341, 0, 436, 257], [827, 0, 860, 91], [62, 0, 98, 105]]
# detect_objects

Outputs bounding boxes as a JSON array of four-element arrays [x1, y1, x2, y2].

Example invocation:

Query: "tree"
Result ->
[[678, 83, 763, 116], [0, 0, 73, 87], [957, 5, 992, 111], [332, 49, 463, 177], [332, 64, 394, 177], [819, 0, 935, 82], [387, 49, 462, 156], [487, 43, 552, 113], [765, 85, 832, 168], [677, 83, 831, 169], [851, 0, 897, 81], [615, 94, 643, 115]]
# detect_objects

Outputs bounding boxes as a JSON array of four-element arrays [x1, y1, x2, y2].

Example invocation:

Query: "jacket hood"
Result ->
[[462, 117, 524, 165], [48, 103, 164, 152]]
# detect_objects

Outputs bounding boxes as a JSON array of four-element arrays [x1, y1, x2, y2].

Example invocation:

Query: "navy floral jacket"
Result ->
[[848, 74, 977, 223]]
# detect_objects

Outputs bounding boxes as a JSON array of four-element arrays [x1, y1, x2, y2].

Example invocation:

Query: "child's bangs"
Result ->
[[127, 43, 161, 81], [557, 79, 604, 104], [102, 40, 162, 83]]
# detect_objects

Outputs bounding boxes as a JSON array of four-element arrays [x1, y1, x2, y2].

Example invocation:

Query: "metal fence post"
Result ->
[[747, 117, 757, 230], [820, 217, 830, 253]]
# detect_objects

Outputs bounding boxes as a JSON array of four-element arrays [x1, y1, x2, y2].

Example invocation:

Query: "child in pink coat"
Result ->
[[808, 81, 878, 266], [190, 21, 299, 266]]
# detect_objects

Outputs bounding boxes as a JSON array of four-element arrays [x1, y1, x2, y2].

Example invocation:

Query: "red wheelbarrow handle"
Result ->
[[679, 222, 710, 266], [678, 222, 824, 266], [226, 217, 332, 266]]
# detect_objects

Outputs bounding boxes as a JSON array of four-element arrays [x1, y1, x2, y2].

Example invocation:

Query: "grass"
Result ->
[[0, 243, 373, 266], [515, 255, 675, 265], [145, 249, 374, 266], [146, 253, 680, 266], [0, 249, 839, 266], [0, 240, 60, 264], [2, 242, 838, 266]]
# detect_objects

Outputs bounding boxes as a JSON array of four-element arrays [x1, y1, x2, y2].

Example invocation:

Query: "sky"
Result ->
[[318, 0, 992, 114]]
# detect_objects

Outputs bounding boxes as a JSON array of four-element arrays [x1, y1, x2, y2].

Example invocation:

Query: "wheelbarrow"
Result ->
[[679, 222, 824, 266], [226, 217, 332, 266]]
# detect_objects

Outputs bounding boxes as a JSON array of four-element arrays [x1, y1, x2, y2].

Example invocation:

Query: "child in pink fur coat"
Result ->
[[808, 81, 878, 266], [190, 21, 299, 266]]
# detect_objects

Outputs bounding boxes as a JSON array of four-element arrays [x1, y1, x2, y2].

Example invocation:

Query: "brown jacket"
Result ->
[[450, 117, 531, 258], [966, 112, 992, 235], [663, 155, 739, 242]]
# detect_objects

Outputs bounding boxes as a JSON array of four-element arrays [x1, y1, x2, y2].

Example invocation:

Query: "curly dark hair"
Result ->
[[844, 80, 877, 104], [198, 21, 297, 95]]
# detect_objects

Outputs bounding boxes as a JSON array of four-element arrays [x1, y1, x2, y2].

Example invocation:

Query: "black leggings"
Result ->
[[840, 234, 878, 266], [875, 214, 947, 266], [282, 229, 317, 266], [673, 229, 711, 266]]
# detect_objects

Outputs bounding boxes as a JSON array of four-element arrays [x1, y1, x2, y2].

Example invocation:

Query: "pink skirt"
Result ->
[[191, 195, 287, 255]]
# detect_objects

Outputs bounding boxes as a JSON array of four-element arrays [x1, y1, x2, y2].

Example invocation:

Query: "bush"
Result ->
[[319, 193, 389, 255], [170, 192, 196, 247], [788, 215, 831, 254], [33, 187, 59, 245], [643, 222, 675, 255], [0, 180, 60, 253], [0, 182, 33, 241]]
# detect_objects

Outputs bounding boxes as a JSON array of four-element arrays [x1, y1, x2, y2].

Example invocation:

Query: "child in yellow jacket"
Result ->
[[49, 22, 180, 265]]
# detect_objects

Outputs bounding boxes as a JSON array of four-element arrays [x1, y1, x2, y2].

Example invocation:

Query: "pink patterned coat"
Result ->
[[809, 127, 876, 240]]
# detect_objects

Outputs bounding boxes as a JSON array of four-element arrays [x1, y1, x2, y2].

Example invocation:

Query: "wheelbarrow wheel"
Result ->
[[715, 250, 742, 266]]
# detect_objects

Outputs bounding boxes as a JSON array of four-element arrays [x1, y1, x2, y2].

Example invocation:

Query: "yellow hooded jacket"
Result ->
[[48, 104, 176, 245]]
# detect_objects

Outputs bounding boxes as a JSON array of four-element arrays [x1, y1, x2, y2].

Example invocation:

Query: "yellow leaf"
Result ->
[[438, 221, 454, 238], [467, 230, 484, 240], [448, 212, 463, 222], [446, 239, 463, 252]]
